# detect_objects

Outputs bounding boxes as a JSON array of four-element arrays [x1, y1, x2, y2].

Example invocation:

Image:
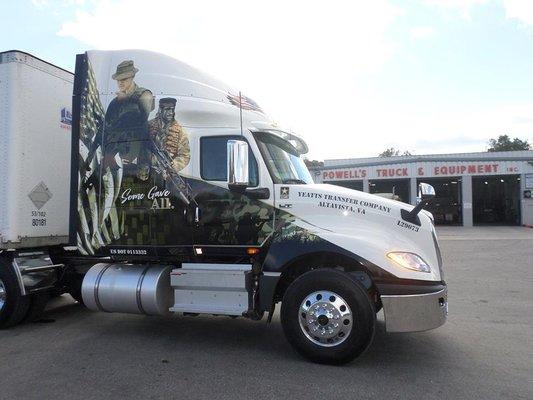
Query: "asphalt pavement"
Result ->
[[0, 227, 531, 400]]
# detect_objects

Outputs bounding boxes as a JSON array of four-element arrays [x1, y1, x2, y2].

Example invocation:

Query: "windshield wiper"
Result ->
[[282, 179, 307, 184]]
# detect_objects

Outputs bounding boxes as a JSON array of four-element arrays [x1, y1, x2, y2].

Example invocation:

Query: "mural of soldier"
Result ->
[[104, 60, 154, 170], [148, 97, 190, 174], [100, 60, 154, 244]]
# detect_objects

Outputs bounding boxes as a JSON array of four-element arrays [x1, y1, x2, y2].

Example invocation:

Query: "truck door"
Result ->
[[193, 135, 275, 247]]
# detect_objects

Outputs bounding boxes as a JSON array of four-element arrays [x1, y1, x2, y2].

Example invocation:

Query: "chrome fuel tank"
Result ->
[[82, 263, 173, 316]]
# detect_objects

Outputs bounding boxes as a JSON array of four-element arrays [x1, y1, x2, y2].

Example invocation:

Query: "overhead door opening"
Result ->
[[369, 179, 410, 203], [417, 177, 462, 225], [473, 175, 520, 225], [329, 180, 364, 191]]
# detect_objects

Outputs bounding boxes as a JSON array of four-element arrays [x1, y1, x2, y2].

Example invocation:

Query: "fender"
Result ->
[[1, 251, 61, 295], [262, 230, 391, 279], [258, 229, 395, 312], [258, 226, 444, 312]]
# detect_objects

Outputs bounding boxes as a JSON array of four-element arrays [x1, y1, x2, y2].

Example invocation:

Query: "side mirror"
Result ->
[[403, 182, 436, 225], [227, 140, 249, 187], [418, 182, 436, 200]]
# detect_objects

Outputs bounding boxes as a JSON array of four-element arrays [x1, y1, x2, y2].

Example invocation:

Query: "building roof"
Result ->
[[321, 150, 533, 170]]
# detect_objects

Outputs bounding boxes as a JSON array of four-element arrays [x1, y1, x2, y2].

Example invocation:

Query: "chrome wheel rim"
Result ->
[[0, 278, 6, 312], [298, 290, 353, 347]]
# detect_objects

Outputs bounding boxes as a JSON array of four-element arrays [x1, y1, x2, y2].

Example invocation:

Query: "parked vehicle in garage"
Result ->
[[0, 49, 447, 364]]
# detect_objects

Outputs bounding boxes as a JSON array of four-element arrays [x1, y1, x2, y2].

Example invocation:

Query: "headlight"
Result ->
[[387, 252, 431, 273]]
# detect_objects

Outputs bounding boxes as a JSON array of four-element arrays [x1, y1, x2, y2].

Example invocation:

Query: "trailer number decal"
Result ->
[[31, 210, 47, 226]]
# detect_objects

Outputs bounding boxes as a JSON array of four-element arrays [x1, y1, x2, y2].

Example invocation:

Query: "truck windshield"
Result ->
[[254, 132, 313, 184]]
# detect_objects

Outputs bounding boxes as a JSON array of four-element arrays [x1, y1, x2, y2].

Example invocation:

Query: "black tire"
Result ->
[[281, 269, 376, 365], [0, 258, 31, 329]]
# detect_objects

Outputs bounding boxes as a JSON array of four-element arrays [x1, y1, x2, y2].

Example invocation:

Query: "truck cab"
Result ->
[[1, 49, 447, 365]]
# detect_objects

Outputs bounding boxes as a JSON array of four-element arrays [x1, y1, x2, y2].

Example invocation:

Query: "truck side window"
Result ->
[[201, 136, 258, 186]]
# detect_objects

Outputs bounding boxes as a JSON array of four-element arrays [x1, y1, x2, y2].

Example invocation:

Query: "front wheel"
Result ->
[[281, 269, 375, 364]]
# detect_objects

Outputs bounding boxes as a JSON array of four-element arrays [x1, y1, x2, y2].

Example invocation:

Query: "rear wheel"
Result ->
[[281, 269, 375, 364], [0, 278, 6, 311], [0, 259, 31, 329]]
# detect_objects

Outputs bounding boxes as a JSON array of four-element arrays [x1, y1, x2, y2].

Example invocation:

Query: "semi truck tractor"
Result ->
[[0, 49, 447, 364]]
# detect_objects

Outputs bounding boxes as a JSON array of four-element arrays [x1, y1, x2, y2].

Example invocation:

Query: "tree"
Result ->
[[487, 135, 530, 152], [304, 159, 324, 168], [378, 147, 412, 157]]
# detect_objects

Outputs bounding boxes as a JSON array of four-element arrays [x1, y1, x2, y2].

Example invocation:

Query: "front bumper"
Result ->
[[380, 287, 447, 333]]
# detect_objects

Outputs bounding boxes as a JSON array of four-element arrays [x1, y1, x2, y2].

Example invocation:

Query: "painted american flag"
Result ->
[[226, 92, 263, 113]]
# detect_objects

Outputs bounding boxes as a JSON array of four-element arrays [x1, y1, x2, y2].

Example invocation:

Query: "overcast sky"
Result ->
[[2, 0, 533, 160]]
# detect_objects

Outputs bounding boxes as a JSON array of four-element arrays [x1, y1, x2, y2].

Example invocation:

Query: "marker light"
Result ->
[[246, 247, 260, 255], [387, 252, 431, 273]]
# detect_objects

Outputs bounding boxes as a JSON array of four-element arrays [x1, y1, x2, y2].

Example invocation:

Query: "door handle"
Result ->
[[195, 206, 200, 223]]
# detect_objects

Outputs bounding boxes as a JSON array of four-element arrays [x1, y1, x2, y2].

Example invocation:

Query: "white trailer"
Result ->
[[0, 51, 73, 327], [0, 50, 73, 248]]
